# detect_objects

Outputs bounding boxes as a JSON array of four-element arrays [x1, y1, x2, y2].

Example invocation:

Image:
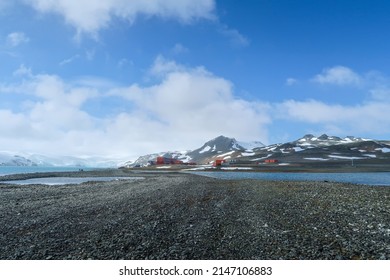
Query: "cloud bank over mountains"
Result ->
[[2, 1, 390, 159], [2, 59, 390, 159], [0, 58, 271, 158]]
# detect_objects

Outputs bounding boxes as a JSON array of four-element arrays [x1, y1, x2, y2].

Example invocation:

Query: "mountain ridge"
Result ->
[[0, 152, 126, 167], [1, 134, 389, 167], [127, 134, 390, 167], [126, 135, 264, 167]]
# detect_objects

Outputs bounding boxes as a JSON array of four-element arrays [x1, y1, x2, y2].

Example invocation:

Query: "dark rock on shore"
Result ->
[[0, 172, 389, 260]]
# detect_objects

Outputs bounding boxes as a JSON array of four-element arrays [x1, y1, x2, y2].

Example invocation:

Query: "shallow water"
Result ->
[[0, 166, 100, 176], [191, 171, 390, 186], [0, 177, 144, 185]]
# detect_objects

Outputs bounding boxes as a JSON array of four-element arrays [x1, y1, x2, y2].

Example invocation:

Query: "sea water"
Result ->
[[1, 177, 143, 185], [0, 166, 99, 176], [0, 166, 128, 185], [0, 166, 145, 185], [192, 171, 390, 186]]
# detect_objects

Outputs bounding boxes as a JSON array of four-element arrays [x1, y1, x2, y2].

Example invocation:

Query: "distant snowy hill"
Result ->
[[123, 151, 192, 167], [291, 134, 370, 148], [245, 134, 390, 164], [0, 153, 37, 166], [0, 152, 125, 167]]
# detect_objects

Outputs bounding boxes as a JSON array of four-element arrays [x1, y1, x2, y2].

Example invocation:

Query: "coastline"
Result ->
[[0, 168, 132, 181], [128, 162, 390, 173], [1, 171, 389, 260]]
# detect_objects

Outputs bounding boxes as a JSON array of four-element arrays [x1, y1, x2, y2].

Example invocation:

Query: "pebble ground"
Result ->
[[1, 171, 389, 260]]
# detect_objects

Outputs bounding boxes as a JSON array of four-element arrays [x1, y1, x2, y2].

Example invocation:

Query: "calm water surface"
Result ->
[[1, 177, 143, 185], [0, 166, 100, 176], [0, 166, 130, 185], [192, 171, 390, 186]]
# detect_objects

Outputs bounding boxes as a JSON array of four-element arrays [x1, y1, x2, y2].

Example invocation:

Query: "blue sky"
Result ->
[[1, 0, 390, 158]]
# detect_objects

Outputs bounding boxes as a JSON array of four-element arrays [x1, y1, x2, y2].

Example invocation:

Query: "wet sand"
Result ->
[[0, 170, 389, 259]]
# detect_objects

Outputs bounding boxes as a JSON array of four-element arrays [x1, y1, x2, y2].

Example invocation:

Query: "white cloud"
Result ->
[[312, 66, 362, 86], [1, 73, 98, 145], [0, 110, 30, 138], [218, 24, 249, 47], [0, 58, 271, 158], [370, 87, 390, 101], [149, 55, 185, 76], [73, 76, 119, 89], [172, 43, 189, 54], [110, 56, 271, 146], [13, 64, 33, 77], [0, 0, 11, 11], [117, 58, 133, 68], [276, 99, 390, 135], [24, 0, 216, 36], [85, 49, 95, 61], [3, 61, 390, 159], [286, 78, 298, 86], [6, 32, 30, 47], [59, 54, 80, 66]]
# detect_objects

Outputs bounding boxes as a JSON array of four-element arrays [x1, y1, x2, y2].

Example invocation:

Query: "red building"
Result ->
[[264, 159, 278, 163], [156, 156, 171, 164], [213, 159, 226, 166], [156, 156, 183, 165]]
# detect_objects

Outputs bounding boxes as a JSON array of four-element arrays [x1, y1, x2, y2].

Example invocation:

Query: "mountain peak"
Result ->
[[302, 134, 315, 139], [345, 135, 361, 141], [203, 136, 264, 151], [210, 135, 236, 142], [201, 135, 240, 151], [294, 134, 368, 147], [318, 134, 329, 140]]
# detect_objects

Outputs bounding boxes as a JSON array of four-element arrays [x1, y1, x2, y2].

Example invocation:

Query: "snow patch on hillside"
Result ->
[[237, 141, 264, 150], [293, 147, 304, 152], [363, 154, 377, 158], [328, 155, 365, 160], [199, 146, 211, 153], [304, 158, 329, 161], [221, 167, 253, 170], [217, 151, 235, 158]]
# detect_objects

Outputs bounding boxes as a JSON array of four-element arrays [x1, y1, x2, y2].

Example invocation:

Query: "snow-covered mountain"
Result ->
[[127, 135, 265, 166], [187, 135, 263, 163], [0, 152, 125, 167], [245, 134, 390, 163], [123, 151, 191, 167], [126, 134, 390, 167], [9, 134, 385, 168], [0, 153, 37, 166], [291, 134, 370, 148], [237, 140, 265, 150]]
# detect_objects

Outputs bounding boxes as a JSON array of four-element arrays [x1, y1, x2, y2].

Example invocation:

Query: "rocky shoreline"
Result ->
[[0, 171, 389, 259]]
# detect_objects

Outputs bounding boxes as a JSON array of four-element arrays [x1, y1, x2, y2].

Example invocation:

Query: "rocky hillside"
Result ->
[[245, 134, 390, 164], [187, 135, 264, 164], [127, 134, 390, 167], [127, 136, 264, 166]]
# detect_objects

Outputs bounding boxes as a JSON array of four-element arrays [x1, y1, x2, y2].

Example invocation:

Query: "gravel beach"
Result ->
[[0, 170, 389, 260]]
